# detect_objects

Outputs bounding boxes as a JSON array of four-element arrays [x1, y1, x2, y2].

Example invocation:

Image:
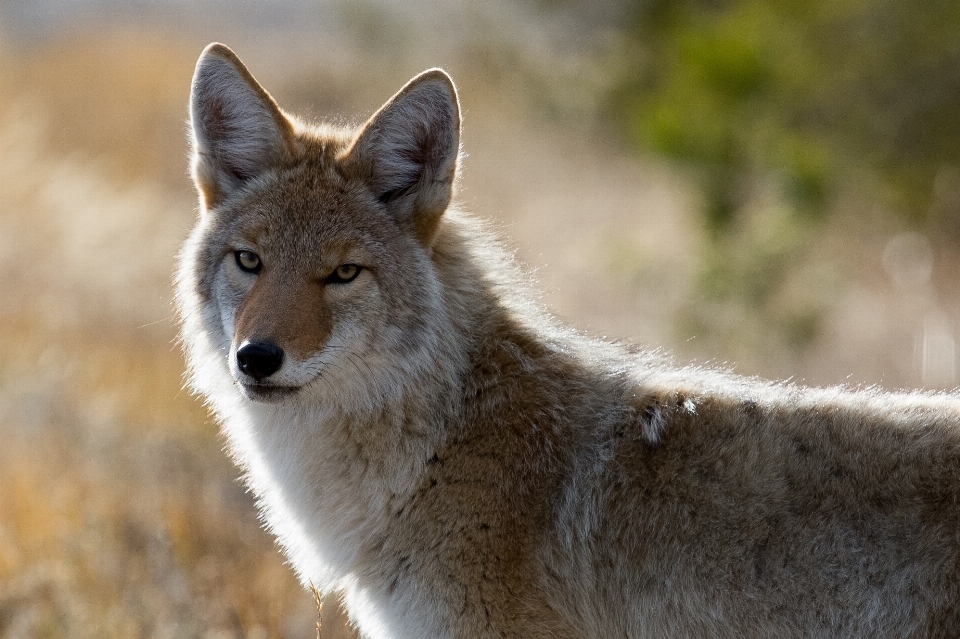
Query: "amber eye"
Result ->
[[235, 250, 262, 274], [327, 263, 361, 284]]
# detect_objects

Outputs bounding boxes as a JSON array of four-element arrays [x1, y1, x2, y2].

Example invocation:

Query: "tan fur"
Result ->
[[177, 43, 960, 639], [234, 269, 332, 362]]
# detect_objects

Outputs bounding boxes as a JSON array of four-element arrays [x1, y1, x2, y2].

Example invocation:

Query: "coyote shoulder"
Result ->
[[177, 43, 960, 638]]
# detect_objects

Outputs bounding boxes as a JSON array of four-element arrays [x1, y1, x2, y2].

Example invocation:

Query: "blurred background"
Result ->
[[1, 0, 958, 636]]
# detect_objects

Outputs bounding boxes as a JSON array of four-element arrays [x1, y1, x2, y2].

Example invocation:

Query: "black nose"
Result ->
[[236, 341, 284, 381]]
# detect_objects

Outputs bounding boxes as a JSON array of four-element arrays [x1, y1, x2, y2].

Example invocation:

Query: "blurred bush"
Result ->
[[612, 0, 960, 228], [608, 0, 960, 346]]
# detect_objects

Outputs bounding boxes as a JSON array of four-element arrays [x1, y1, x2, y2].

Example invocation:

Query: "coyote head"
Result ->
[[180, 44, 463, 409]]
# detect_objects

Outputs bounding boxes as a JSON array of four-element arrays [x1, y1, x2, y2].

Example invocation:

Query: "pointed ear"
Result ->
[[189, 43, 296, 211], [342, 69, 461, 244]]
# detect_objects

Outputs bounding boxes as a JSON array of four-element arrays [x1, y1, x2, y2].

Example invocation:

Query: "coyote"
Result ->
[[177, 43, 960, 638]]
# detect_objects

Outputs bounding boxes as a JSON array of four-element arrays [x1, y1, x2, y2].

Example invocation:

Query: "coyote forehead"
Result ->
[[177, 43, 960, 639]]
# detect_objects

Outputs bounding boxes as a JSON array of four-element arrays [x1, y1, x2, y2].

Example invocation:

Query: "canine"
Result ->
[[176, 43, 960, 638]]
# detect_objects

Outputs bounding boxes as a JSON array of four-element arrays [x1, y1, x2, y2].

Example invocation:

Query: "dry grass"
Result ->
[[0, 326, 324, 637], [0, 33, 331, 638], [1, 22, 957, 639]]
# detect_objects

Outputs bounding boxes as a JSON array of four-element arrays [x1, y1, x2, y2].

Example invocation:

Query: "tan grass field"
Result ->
[[1, 25, 957, 638]]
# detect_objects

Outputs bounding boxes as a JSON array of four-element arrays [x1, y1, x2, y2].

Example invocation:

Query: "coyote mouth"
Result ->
[[239, 382, 300, 403]]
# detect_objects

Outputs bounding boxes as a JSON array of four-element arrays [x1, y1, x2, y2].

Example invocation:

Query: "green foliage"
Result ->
[[614, 0, 960, 221], [609, 0, 960, 345]]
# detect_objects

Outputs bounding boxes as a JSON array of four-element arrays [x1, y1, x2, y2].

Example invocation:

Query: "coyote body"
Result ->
[[177, 44, 960, 638]]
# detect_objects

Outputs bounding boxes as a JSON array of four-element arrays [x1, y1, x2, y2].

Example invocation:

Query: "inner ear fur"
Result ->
[[341, 69, 461, 245], [189, 43, 296, 211]]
